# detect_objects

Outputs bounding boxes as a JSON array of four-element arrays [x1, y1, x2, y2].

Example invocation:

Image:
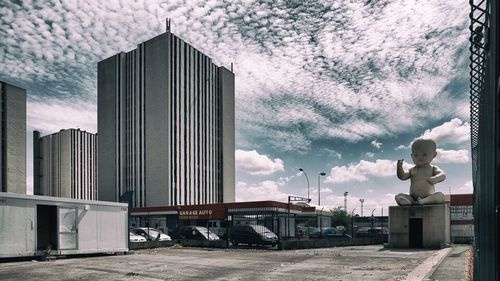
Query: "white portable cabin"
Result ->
[[0, 192, 128, 258]]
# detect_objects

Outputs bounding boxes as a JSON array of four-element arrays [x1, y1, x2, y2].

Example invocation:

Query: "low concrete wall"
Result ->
[[181, 239, 227, 248], [131, 238, 382, 251], [130, 241, 176, 250], [279, 238, 384, 250], [130, 239, 227, 250]]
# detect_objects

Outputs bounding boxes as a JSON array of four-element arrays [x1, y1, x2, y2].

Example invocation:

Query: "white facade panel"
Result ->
[[0, 200, 35, 257]]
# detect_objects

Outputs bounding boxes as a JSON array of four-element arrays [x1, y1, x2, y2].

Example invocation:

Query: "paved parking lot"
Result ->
[[0, 245, 444, 281]]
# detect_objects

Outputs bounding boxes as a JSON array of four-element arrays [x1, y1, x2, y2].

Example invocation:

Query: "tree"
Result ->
[[331, 207, 350, 227]]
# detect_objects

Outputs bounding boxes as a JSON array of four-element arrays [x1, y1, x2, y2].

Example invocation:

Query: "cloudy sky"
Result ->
[[0, 0, 471, 215]]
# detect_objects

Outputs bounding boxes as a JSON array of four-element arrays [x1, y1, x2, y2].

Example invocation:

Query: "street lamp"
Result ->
[[287, 195, 311, 238], [344, 192, 348, 211], [350, 208, 356, 237], [318, 172, 326, 205], [299, 168, 310, 202], [371, 209, 376, 229]]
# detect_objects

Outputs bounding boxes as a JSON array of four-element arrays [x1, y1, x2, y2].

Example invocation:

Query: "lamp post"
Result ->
[[359, 199, 364, 216], [350, 208, 356, 237], [371, 209, 376, 229], [344, 192, 348, 211], [288, 195, 311, 238], [299, 168, 310, 202], [318, 172, 326, 205]]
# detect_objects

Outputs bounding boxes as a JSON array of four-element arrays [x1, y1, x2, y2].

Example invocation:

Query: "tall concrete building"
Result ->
[[97, 28, 235, 208], [33, 129, 97, 200], [0, 81, 26, 194]]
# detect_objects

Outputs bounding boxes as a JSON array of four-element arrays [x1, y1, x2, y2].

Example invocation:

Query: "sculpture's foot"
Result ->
[[395, 193, 415, 206], [417, 192, 445, 205]]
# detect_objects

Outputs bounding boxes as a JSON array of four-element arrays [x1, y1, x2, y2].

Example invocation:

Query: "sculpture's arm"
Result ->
[[427, 165, 446, 184], [397, 159, 411, 180]]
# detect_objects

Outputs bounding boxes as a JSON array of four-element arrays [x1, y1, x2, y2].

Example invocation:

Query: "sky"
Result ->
[[0, 0, 472, 216]]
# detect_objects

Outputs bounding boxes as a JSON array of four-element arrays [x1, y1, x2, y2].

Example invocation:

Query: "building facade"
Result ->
[[449, 194, 474, 243], [0, 81, 26, 194], [97, 30, 235, 208], [33, 129, 97, 200]]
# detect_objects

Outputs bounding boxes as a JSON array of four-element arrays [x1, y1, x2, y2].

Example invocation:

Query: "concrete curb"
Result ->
[[402, 247, 453, 281]]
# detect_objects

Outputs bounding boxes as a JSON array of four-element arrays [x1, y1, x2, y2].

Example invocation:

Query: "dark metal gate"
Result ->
[[225, 207, 282, 249]]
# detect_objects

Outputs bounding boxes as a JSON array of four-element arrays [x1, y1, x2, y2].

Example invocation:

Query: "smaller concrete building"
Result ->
[[389, 204, 450, 248], [33, 129, 97, 200]]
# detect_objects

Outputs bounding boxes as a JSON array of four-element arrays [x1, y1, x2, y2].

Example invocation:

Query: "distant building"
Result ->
[[448, 194, 474, 243], [97, 28, 235, 208], [0, 81, 26, 194], [33, 129, 97, 200]]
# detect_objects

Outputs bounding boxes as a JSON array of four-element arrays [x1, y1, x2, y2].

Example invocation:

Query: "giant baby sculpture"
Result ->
[[395, 139, 445, 205]]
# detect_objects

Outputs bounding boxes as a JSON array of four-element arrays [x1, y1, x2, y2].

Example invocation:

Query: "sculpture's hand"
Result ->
[[397, 159, 404, 168], [426, 177, 436, 184]]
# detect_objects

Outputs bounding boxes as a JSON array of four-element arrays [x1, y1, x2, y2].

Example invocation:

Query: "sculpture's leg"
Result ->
[[395, 193, 415, 206], [417, 192, 445, 205]]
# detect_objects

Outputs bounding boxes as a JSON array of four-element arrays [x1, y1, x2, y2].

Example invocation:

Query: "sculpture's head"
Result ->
[[411, 139, 437, 167]]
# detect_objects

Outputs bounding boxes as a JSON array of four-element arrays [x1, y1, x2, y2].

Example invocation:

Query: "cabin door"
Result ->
[[36, 205, 58, 251], [59, 207, 78, 250]]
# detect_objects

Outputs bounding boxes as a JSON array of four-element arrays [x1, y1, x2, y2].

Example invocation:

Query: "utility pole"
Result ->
[[344, 192, 348, 212], [299, 169, 310, 203], [318, 172, 326, 206], [359, 199, 364, 216]]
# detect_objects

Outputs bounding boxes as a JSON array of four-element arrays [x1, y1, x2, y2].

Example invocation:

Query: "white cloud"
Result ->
[[395, 145, 409, 151], [419, 118, 470, 145], [434, 148, 469, 164], [371, 140, 382, 149], [365, 152, 375, 158], [453, 180, 473, 194], [236, 180, 289, 202], [307, 188, 398, 215], [323, 148, 342, 159], [325, 159, 412, 184], [456, 101, 470, 121], [235, 150, 284, 175], [27, 99, 96, 133], [0, 0, 470, 154]]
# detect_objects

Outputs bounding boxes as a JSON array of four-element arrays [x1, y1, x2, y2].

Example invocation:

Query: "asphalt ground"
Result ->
[[427, 245, 470, 281], [0, 245, 466, 281]]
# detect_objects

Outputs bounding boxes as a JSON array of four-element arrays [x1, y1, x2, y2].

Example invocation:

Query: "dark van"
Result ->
[[230, 224, 278, 246]]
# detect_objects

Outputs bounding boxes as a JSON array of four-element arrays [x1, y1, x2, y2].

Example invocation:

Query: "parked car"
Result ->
[[322, 227, 352, 239], [355, 227, 388, 238], [129, 232, 147, 243], [179, 226, 220, 240], [230, 224, 278, 246], [309, 227, 352, 239], [296, 226, 318, 238], [306, 227, 322, 238], [131, 227, 172, 241]]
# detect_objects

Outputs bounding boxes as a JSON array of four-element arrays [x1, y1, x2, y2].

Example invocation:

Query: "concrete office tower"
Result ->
[[97, 29, 235, 208], [0, 81, 26, 194], [33, 129, 97, 200]]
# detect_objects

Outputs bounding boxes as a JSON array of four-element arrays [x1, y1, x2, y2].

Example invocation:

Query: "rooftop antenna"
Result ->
[[166, 18, 171, 32], [231, 62, 233, 72]]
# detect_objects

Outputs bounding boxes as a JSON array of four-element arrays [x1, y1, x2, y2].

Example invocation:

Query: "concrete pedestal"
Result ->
[[388, 204, 450, 248]]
